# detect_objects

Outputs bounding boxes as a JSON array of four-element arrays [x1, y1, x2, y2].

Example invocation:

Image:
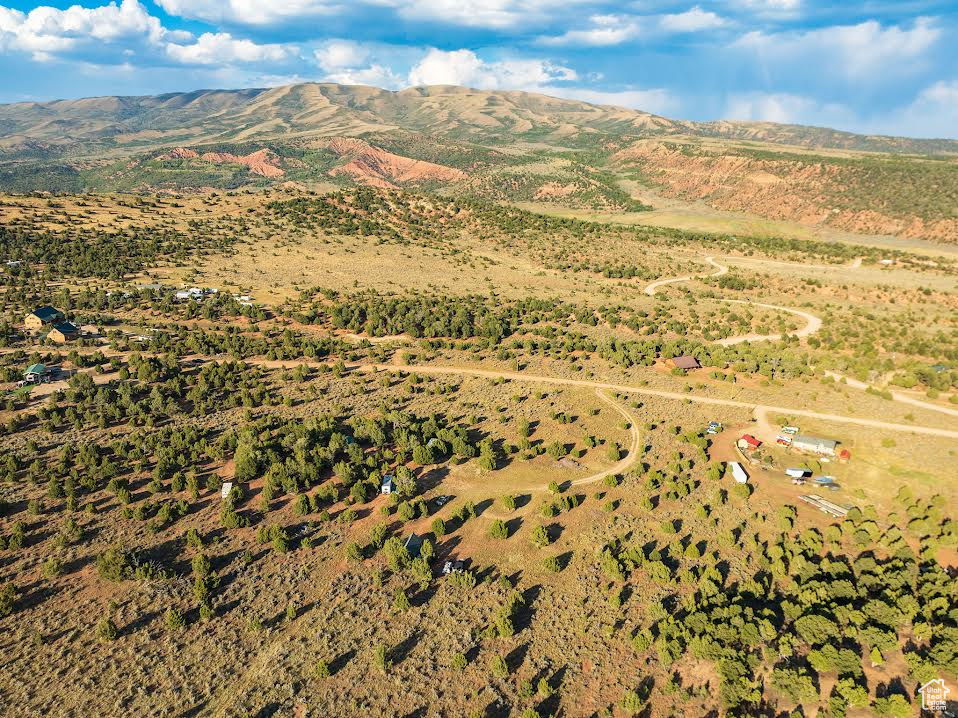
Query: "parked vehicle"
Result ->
[[442, 559, 464, 575]]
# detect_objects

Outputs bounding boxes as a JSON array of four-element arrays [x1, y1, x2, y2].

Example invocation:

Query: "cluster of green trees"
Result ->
[[0, 216, 234, 280], [267, 188, 456, 244], [602, 513, 958, 713], [2, 357, 273, 436]]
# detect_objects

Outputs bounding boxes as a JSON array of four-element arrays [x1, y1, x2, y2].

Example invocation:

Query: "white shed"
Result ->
[[729, 462, 749, 484]]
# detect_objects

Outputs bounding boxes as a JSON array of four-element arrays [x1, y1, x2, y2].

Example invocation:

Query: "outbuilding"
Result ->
[[404, 533, 423, 559], [23, 363, 49, 383], [671, 355, 701, 371], [48, 321, 80, 343], [737, 434, 762, 451], [729, 462, 749, 484], [785, 468, 809, 479], [380, 475, 394, 495]]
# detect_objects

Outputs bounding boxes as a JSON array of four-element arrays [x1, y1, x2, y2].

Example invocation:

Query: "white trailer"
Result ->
[[729, 462, 749, 484]]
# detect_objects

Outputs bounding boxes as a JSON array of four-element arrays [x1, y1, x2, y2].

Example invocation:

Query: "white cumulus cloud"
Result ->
[[156, 0, 585, 30], [734, 18, 941, 80], [538, 14, 639, 46], [659, 7, 726, 33], [0, 0, 182, 59], [408, 48, 576, 89], [723, 91, 856, 126], [165, 32, 296, 65], [155, 0, 341, 26], [872, 80, 958, 138], [314, 40, 369, 71]]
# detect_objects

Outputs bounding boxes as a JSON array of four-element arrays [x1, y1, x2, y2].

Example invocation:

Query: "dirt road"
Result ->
[[720, 255, 863, 271], [6, 348, 954, 439], [824, 370, 958, 419], [717, 299, 823, 346], [643, 254, 727, 296], [355, 363, 958, 440], [640, 256, 824, 346], [569, 389, 642, 488]]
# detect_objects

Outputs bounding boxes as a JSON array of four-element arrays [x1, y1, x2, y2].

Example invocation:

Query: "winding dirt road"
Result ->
[[643, 255, 727, 296], [13, 346, 950, 440], [716, 299, 823, 346], [569, 389, 642, 488], [641, 255, 824, 346]]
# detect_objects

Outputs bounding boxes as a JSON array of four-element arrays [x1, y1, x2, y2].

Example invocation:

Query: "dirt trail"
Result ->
[[14, 349, 951, 438], [569, 389, 642, 488], [354, 363, 958, 439], [643, 254, 726, 296], [824, 370, 958, 419], [640, 256, 824, 345], [721, 255, 863, 271], [716, 299, 823, 346]]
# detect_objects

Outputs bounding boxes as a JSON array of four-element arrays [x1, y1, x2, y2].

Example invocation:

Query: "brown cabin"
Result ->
[[671, 355, 701, 370]]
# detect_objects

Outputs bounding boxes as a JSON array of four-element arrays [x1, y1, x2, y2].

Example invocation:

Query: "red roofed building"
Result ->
[[737, 435, 762, 451], [838, 449, 851, 463]]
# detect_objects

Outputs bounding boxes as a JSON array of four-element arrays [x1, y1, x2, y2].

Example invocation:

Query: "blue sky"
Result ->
[[0, 0, 956, 138]]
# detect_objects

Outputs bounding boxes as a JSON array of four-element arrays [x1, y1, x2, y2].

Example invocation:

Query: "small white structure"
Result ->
[[220, 481, 233, 500], [380, 475, 394, 495], [792, 434, 838, 456], [782, 426, 800, 435], [786, 468, 809, 479], [729, 462, 749, 484], [175, 287, 205, 302]]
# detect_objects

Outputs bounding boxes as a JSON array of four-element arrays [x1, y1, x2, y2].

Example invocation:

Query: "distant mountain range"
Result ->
[[1, 83, 956, 159], [0, 83, 956, 243]]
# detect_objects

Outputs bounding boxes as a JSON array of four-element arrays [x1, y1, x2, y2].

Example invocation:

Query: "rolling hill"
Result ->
[[2, 83, 957, 158], [1, 83, 957, 242]]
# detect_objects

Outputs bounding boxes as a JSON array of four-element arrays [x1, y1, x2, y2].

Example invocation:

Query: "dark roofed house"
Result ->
[[48, 321, 80, 344], [404, 533, 423, 559], [672, 355, 701, 370], [23, 363, 49, 383], [24, 305, 64, 330]]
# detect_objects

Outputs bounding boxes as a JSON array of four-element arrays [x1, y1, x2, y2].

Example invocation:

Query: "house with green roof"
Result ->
[[24, 306, 64, 330]]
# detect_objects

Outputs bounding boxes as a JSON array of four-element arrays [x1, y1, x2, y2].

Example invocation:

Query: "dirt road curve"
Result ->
[[641, 256, 824, 345], [356, 363, 958, 440], [570, 389, 642, 488], [717, 299, 823, 346], [643, 254, 727, 296]]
